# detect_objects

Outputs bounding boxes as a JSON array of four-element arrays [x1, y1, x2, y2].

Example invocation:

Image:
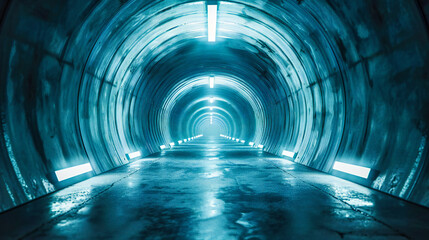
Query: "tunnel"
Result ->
[[1, 0, 429, 238]]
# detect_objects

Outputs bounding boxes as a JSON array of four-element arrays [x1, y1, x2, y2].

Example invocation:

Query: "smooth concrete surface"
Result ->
[[1, 137, 429, 239]]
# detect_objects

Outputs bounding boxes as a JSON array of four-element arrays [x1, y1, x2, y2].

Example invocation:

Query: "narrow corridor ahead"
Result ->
[[1, 137, 429, 239]]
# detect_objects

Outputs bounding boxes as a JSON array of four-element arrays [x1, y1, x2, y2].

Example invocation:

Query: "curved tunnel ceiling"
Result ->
[[1, 0, 429, 212]]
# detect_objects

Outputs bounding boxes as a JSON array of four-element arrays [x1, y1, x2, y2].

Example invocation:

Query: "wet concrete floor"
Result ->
[[1, 137, 429, 239]]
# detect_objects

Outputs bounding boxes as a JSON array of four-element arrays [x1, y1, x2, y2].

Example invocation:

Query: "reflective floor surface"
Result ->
[[1, 137, 429, 239]]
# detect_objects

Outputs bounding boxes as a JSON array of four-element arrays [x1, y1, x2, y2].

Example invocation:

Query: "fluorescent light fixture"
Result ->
[[170, 142, 175, 147], [178, 140, 183, 144], [232, 138, 235, 140], [333, 161, 371, 179], [282, 150, 295, 158], [236, 139, 240, 142], [209, 76, 215, 88], [184, 139, 187, 142], [126, 151, 141, 159], [240, 140, 245, 143], [55, 163, 93, 182], [188, 138, 191, 141], [160, 145, 166, 150], [249, 142, 254, 146], [258, 144, 264, 149], [207, 5, 217, 42], [209, 97, 215, 103]]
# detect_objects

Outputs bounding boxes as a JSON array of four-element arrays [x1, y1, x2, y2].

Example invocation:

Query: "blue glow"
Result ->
[[207, 5, 217, 42], [282, 150, 295, 158], [126, 151, 142, 159], [55, 163, 93, 182], [333, 161, 371, 179], [209, 76, 215, 88]]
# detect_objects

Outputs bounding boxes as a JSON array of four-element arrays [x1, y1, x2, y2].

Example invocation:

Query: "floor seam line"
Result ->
[[18, 160, 157, 239], [264, 159, 411, 240]]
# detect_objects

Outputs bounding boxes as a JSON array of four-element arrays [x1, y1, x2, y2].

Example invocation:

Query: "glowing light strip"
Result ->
[[209, 76, 215, 88], [240, 140, 245, 143], [55, 163, 93, 182], [333, 161, 371, 179], [209, 97, 214, 103], [126, 151, 141, 159], [207, 5, 218, 42], [282, 150, 295, 158]]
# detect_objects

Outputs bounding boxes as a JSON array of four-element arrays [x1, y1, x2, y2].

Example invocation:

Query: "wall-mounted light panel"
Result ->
[[55, 163, 93, 182], [333, 161, 371, 179]]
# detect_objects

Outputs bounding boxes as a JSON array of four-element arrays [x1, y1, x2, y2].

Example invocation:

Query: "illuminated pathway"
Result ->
[[1, 137, 429, 239]]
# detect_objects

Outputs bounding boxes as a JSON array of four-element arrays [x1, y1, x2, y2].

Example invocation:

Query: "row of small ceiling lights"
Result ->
[[208, 4, 217, 124]]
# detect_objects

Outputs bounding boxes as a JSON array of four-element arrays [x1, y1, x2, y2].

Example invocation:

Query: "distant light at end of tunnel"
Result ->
[[126, 151, 141, 160], [55, 163, 93, 182], [282, 150, 295, 159], [207, 5, 217, 42], [333, 161, 371, 179], [209, 76, 215, 88]]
